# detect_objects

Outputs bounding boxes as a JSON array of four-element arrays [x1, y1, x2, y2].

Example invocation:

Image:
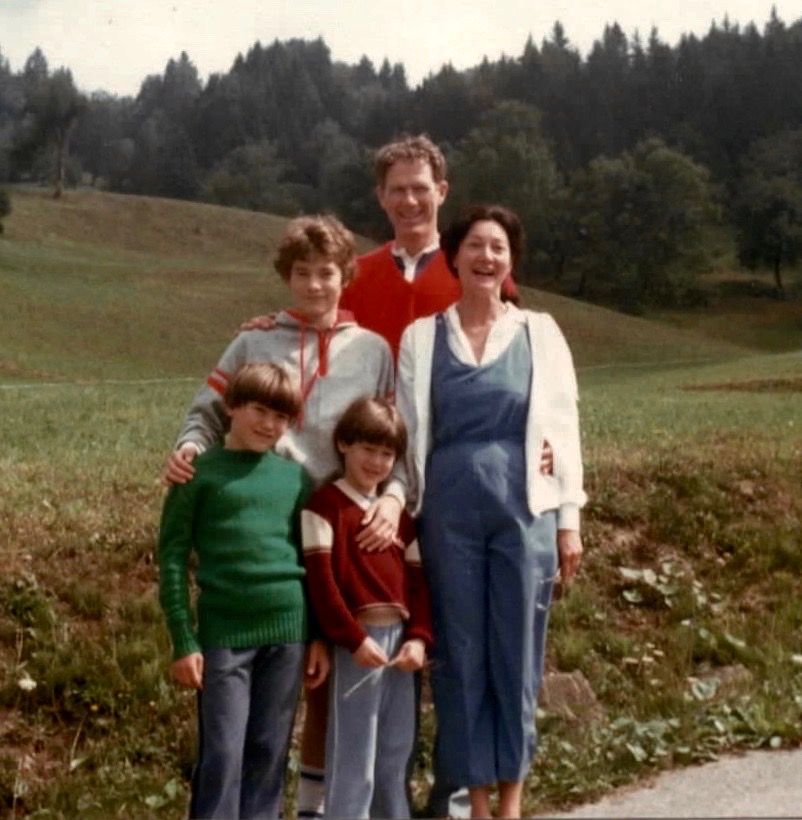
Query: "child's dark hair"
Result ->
[[334, 397, 408, 461], [224, 362, 302, 418]]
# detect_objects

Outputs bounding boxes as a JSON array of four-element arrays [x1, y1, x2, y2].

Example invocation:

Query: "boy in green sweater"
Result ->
[[158, 362, 329, 820]]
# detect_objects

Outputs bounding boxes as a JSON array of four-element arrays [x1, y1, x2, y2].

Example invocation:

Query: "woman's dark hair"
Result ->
[[440, 204, 525, 280]]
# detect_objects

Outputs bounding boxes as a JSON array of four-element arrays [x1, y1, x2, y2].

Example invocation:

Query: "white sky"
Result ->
[[0, 0, 795, 97]]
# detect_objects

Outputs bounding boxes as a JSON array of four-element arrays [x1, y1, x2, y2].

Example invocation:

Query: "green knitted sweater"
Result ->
[[158, 446, 311, 660]]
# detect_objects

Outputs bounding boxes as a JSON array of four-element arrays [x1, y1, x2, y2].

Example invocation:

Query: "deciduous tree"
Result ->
[[569, 138, 715, 309], [735, 129, 802, 296], [448, 101, 563, 281]]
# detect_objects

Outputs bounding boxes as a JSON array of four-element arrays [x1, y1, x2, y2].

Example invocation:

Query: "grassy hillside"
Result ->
[[1, 188, 801, 817], [1, 187, 761, 385]]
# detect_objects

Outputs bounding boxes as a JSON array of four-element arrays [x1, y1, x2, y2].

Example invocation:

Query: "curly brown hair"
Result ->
[[374, 134, 447, 187], [274, 214, 357, 284]]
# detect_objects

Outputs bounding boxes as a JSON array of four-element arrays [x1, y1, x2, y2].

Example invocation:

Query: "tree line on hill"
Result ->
[[1, 10, 801, 308]]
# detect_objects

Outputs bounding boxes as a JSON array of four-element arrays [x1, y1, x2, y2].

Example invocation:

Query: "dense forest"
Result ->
[[1, 9, 801, 309]]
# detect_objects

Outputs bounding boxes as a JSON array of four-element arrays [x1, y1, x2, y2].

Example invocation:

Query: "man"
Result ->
[[340, 134, 517, 359]]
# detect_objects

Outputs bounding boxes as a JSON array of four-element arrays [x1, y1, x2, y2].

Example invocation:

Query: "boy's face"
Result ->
[[226, 401, 291, 453], [287, 252, 343, 327], [337, 441, 396, 496], [376, 158, 448, 252]]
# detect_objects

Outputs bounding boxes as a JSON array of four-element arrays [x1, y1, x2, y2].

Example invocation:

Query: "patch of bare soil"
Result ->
[[682, 376, 802, 393]]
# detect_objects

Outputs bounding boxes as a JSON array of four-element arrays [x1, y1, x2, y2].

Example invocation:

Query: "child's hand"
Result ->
[[171, 652, 204, 689], [354, 636, 389, 668], [304, 640, 329, 689], [161, 444, 200, 486], [392, 639, 426, 672]]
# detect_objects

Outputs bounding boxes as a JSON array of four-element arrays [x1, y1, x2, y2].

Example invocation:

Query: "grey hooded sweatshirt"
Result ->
[[176, 309, 395, 487]]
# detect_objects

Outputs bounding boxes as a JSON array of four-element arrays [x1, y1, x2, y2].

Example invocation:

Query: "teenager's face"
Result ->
[[376, 158, 448, 253], [453, 219, 512, 299], [226, 401, 291, 452], [338, 441, 396, 496], [287, 253, 343, 327]]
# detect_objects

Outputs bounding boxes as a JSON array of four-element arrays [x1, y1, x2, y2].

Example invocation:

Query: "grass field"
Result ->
[[1, 187, 801, 817]]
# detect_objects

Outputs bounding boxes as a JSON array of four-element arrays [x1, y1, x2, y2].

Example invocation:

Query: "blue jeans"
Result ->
[[190, 643, 304, 819], [325, 623, 414, 819]]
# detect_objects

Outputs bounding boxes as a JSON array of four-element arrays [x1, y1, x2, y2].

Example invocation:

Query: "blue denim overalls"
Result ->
[[420, 313, 558, 787]]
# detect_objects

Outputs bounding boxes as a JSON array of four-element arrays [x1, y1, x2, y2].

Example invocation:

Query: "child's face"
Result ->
[[338, 441, 396, 496], [225, 401, 291, 452], [287, 252, 343, 326]]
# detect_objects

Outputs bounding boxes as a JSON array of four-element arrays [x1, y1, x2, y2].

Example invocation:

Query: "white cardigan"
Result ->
[[389, 306, 586, 531]]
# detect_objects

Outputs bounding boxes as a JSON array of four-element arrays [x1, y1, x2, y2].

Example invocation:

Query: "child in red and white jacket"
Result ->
[[301, 397, 432, 820]]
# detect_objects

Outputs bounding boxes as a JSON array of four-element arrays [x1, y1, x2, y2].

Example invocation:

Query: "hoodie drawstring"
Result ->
[[297, 324, 335, 430]]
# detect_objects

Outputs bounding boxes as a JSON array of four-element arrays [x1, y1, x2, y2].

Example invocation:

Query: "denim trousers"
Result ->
[[190, 643, 304, 819], [421, 495, 558, 786], [325, 623, 414, 819]]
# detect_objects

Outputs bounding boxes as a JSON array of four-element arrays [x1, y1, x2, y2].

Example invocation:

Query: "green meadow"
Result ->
[[1, 188, 801, 816]]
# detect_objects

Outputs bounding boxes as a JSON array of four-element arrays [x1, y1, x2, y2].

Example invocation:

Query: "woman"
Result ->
[[396, 205, 586, 819]]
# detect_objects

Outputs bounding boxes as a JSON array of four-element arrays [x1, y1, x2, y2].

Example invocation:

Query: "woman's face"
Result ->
[[453, 219, 512, 298]]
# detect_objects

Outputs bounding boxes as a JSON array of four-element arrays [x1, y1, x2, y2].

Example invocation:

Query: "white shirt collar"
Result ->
[[391, 238, 441, 282], [443, 302, 526, 366], [334, 478, 376, 511]]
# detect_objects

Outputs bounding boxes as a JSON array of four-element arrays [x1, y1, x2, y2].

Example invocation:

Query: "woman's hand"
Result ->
[[171, 652, 204, 689], [354, 637, 389, 668], [392, 639, 426, 672], [304, 640, 330, 689], [161, 443, 199, 486], [557, 529, 583, 582], [356, 494, 403, 552]]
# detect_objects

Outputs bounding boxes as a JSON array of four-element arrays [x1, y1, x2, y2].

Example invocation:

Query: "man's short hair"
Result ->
[[274, 214, 357, 285], [224, 362, 302, 419], [334, 396, 408, 461], [374, 134, 447, 187]]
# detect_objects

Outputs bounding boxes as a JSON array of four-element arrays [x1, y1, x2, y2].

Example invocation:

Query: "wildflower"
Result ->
[[18, 673, 37, 692]]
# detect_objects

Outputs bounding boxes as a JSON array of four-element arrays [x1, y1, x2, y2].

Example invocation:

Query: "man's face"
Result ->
[[376, 158, 448, 251]]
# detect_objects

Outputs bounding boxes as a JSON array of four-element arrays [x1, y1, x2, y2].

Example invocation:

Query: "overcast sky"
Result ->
[[0, 1, 794, 97]]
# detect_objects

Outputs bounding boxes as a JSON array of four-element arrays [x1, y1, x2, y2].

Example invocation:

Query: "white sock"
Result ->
[[296, 764, 325, 818]]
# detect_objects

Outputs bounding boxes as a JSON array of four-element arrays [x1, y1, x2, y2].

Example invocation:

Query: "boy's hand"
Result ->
[[392, 639, 426, 672], [161, 444, 200, 486], [357, 495, 402, 552], [237, 313, 277, 335], [304, 640, 329, 689], [171, 652, 204, 689], [354, 636, 389, 668]]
